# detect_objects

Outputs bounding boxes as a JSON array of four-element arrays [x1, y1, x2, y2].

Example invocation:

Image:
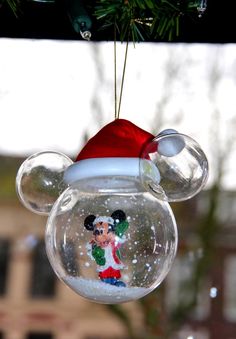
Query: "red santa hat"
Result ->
[[64, 119, 159, 184]]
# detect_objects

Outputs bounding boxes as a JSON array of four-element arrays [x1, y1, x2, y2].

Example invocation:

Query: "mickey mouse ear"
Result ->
[[140, 132, 209, 202], [16, 151, 73, 215]]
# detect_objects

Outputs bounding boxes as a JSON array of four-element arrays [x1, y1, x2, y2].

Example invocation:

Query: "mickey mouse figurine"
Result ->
[[84, 210, 129, 287]]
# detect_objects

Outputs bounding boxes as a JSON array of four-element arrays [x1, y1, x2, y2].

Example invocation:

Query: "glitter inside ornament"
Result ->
[[45, 119, 180, 303], [46, 176, 177, 304]]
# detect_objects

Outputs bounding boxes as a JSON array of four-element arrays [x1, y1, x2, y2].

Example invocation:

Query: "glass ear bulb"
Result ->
[[140, 133, 208, 202], [16, 151, 73, 215]]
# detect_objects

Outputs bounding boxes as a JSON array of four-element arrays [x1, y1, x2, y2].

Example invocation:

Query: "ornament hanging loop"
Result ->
[[117, 38, 129, 119], [114, 24, 118, 119], [114, 25, 129, 120]]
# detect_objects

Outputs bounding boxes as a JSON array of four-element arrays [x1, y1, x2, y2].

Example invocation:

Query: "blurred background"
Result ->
[[1, 24, 236, 339]]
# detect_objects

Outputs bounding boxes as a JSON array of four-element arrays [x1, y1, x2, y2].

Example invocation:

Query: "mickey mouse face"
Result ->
[[84, 210, 126, 232], [93, 223, 114, 247], [84, 210, 126, 247]]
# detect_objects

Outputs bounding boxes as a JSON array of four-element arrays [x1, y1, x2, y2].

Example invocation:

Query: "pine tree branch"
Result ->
[[2, 0, 203, 42], [94, 0, 201, 42], [3, 0, 21, 16]]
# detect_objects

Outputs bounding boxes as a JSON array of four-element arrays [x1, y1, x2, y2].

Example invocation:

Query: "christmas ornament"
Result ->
[[16, 119, 208, 304]]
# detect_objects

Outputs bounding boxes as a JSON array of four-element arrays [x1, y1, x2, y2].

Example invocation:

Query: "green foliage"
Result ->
[[2, 0, 21, 16], [107, 304, 136, 338], [94, 0, 200, 42], [2, 0, 201, 41], [169, 185, 221, 332], [0, 156, 22, 200]]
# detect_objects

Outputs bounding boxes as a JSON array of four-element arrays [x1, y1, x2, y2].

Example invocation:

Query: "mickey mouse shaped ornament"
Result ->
[[16, 119, 208, 304]]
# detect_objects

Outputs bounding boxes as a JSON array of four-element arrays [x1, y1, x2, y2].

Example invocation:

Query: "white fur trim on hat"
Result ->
[[93, 216, 114, 225], [63, 157, 160, 185], [64, 157, 139, 184]]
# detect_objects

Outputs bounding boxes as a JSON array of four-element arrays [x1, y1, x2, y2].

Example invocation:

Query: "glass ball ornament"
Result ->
[[140, 133, 209, 202], [15, 119, 208, 304], [16, 151, 73, 215], [45, 176, 178, 304]]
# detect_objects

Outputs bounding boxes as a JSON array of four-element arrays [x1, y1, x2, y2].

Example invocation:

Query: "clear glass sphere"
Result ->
[[140, 133, 208, 202], [45, 176, 178, 304], [16, 151, 73, 215]]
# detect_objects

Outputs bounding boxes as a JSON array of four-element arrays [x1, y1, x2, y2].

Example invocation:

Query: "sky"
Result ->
[[1, 38, 236, 189]]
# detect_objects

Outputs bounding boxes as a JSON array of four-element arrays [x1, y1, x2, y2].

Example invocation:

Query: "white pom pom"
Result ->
[[157, 129, 185, 157]]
